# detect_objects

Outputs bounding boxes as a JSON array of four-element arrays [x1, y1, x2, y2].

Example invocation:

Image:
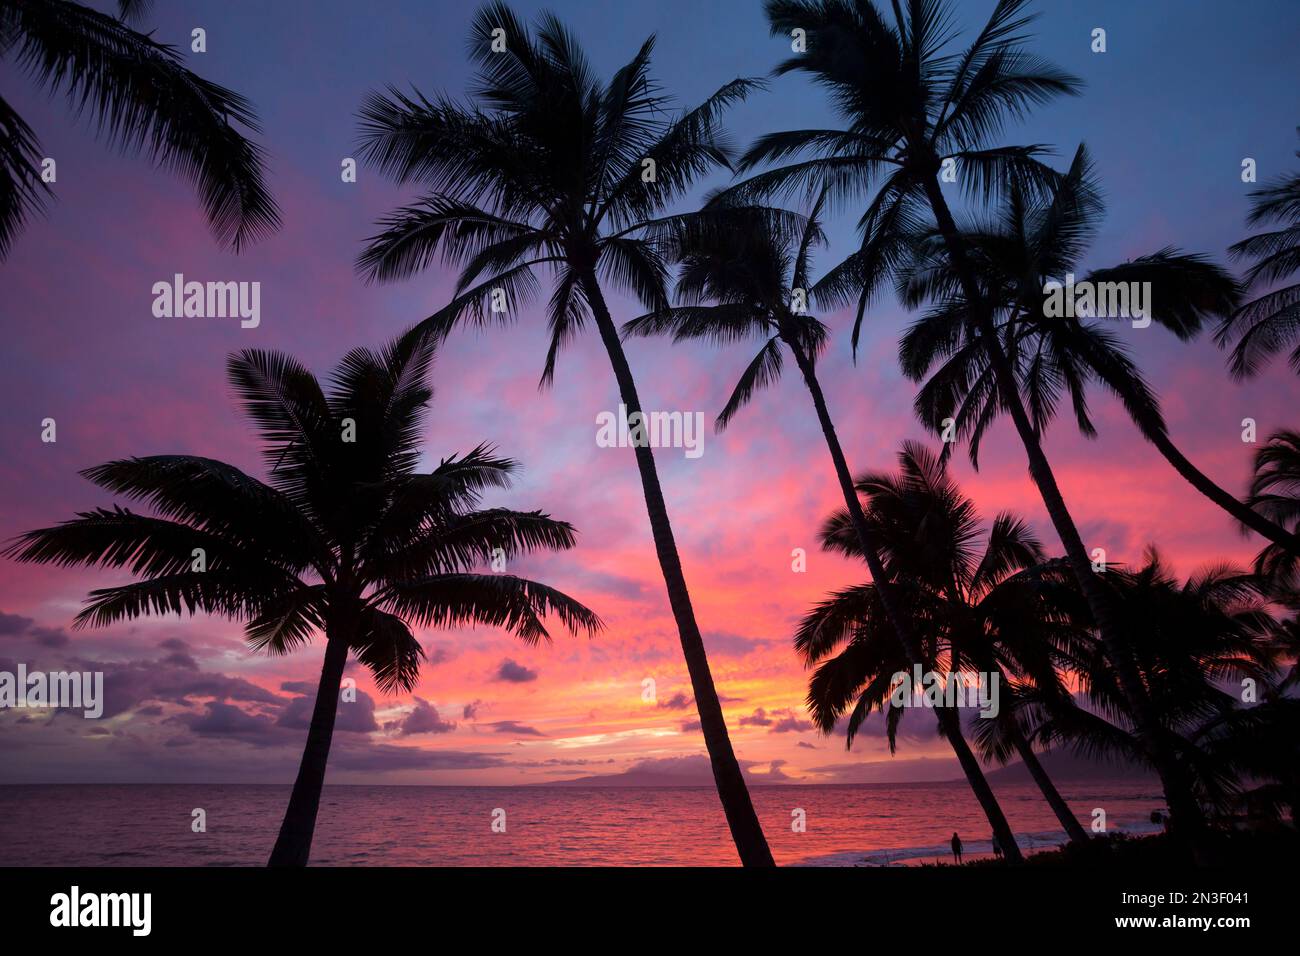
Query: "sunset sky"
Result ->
[[1, 0, 1297, 787]]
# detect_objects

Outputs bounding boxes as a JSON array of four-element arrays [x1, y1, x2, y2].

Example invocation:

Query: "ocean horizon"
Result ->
[[0, 781, 1165, 867]]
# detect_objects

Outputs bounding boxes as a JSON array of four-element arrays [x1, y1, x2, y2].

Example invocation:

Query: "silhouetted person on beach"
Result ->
[[991, 833, 1003, 860], [951, 832, 962, 865]]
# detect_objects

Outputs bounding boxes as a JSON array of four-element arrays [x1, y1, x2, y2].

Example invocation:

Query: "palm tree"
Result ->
[[890, 143, 1300, 553], [351, 2, 773, 865], [1193, 696, 1300, 828], [1246, 430, 1300, 740], [798, 442, 1101, 860], [3, 328, 601, 866], [743, 0, 1208, 846], [627, 202, 1068, 857], [624, 197, 936, 692], [1248, 430, 1300, 593], [966, 678, 1092, 846], [1219, 130, 1300, 378], [0, 0, 280, 257], [1022, 550, 1275, 824]]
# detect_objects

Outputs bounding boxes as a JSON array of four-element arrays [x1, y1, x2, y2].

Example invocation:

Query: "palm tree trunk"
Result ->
[[267, 631, 349, 867], [936, 707, 1024, 863], [919, 178, 1209, 853], [1010, 731, 1090, 844], [785, 336, 1024, 863], [1118, 392, 1300, 552], [579, 272, 774, 867]]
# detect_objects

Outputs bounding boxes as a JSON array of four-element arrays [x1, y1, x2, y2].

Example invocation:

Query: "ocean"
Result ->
[[0, 781, 1165, 866]]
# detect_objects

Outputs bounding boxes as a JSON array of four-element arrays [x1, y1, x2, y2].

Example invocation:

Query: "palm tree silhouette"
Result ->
[[3, 328, 601, 866], [352, 2, 773, 865], [1022, 550, 1275, 823], [1248, 430, 1300, 592], [624, 196, 930, 656], [0, 0, 280, 257], [626, 201, 1040, 857], [967, 678, 1092, 847], [741, 0, 1208, 849], [1194, 697, 1300, 828], [798, 442, 1098, 858], [891, 143, 1299, 553], [1220, 130, 1300, 378]]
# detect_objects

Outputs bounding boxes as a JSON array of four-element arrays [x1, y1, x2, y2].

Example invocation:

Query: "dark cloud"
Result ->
[[489, 720, 545, 737], [751, 759, 792, 781], [771, 710, 814, 734], [161, 651, 198, 670], [327, 742, 507, 773], [177, 701, 280, 744], [29, 627, 70, 648], [0, 611, 67, 647], [61, 654, 283, 720], [0, 647, 526, 783], [462, 699, 482, 720], [656, 691, 692, 710], [739, 706, 812, 734], [389, 697, 456, 736], [680, 719, 701, 733], [0, 612, 34, 635], [796, 741, 817, 749], [492, 658, 538, 683], [277, 686, 378, 734]]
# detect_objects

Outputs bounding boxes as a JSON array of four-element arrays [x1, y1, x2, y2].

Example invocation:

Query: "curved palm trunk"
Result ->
[[267, 632, 350, 867], [786, 337, 1024, 863], [920, 178, 1209, 854], [1118, 394, 1300, 553], [580, 272, 774, 867], [1010, 730, 1090, 845], [937, 707, 1024, 863]]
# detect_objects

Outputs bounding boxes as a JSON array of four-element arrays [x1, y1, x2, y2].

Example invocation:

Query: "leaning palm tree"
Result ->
[[625, 197, 936, 690], [352, 2, 773, 865], [3, 328, 601, 866], [743, 0, 1207, 846], [799, 442, 1099, 860], [891, 143, 1299, 554], [0, 0, 280, 257], [1219, 130, 1300, 378], [1247, 431, 1300, 702], [1247, 430, 1300, 593]]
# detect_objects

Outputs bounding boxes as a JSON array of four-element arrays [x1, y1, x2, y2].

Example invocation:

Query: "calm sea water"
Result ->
[[0, 782, 1163, 866]]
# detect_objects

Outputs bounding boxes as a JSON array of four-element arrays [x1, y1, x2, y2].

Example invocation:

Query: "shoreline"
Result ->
[[795, 821, 1166, 867]]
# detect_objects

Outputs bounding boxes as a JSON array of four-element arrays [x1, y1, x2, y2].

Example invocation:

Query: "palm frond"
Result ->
[[7, 0, 279, 249]]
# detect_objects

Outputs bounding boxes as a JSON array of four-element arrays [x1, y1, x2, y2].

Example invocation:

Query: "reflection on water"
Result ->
[[0, 781, 1163, 866]]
